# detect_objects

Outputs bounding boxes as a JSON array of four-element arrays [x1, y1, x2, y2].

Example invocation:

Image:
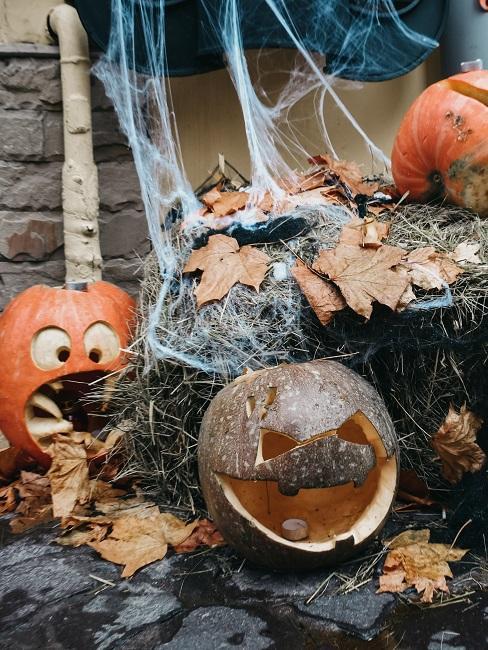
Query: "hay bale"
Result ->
[[110, 203, 487, 514]]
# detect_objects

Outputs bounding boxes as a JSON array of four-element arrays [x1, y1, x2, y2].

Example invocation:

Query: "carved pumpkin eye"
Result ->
[[83, 322, 120, 364], [31, 327, 72, 370]]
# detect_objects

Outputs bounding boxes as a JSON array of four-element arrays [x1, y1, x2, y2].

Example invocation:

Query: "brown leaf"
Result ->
[[212, 191, 249, 217], [88, 508, 197, 577], [309, 154, 379, 196], [0, 485, 17, 514], [402, 247, 463, 290], [378, 529, 468, 602], [10, 505, 53, 534], [431, 405, 485, 484], [314, 244, 409, 319], [56, 517, 112, 547], [450, 241, 482, 265], [339, 217, 390, 249], [291, 259, 346, 325], [0, 446, 25, 483], [184, 235, 270, 307], [47, 435, 90, 518], [173, 519, 226, 553]]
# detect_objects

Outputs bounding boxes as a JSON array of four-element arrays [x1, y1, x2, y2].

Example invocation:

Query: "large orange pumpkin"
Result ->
[[0, 282, 135, 466], [392, 70, 488, 215]]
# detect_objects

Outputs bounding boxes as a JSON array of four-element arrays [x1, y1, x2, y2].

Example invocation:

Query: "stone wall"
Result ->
[[0, 45, 148, 310]]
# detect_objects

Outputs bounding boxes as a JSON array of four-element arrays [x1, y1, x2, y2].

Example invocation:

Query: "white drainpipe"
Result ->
[[48, 4, 102, 285]]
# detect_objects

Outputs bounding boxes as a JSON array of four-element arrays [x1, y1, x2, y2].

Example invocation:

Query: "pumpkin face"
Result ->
[[198, 360, 398, 570], [0, 282, 135, 466], [392, 70, 488, 215]]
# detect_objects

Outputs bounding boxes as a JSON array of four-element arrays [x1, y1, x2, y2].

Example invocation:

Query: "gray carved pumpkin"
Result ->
[[198, 360, 398, 570]]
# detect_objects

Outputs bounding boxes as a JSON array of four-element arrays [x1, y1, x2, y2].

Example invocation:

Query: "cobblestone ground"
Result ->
[[1, 513, 487, 649]]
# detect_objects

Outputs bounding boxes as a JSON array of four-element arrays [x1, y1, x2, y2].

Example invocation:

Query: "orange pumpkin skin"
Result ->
[[392, 70, 488, 215], [0, 282, 135, 466]]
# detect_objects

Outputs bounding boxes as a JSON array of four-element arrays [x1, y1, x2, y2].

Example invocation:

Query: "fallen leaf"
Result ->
[[89, 508, 197, 577], [174, 519, 225, 553], [10, 505, 54, 534], [57, 519, 110, 547], [397, 470, 437, 508], [291, 259, 346, 325], [431, 405, 485, 484], [184, 234, 270, 307], [313, 244, 409, 319], [0, 485, 17, 514], [309, 154, 379, 196], [211, 191, 249, 217], [378, 528, 468, 602], [402, 247, 463, 290], [396, 282, 417, 312], [0, 446, 25, 483], [450, 241, 482, 265], [47, 435, 90, 518], [339, 216, 390, 249]]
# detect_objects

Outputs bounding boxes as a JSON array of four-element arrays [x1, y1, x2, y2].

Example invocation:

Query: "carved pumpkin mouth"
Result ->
[[216, 414, 398, 551], [25, 371, 113, 451]]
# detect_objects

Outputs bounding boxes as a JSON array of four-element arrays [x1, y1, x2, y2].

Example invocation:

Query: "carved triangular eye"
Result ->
[[260, 429, 299, 462]]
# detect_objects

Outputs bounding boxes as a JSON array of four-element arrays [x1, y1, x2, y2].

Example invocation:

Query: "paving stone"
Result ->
[[158, 606, 272, 650]]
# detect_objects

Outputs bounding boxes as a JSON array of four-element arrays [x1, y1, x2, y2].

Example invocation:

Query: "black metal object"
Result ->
[[72, 0, 448, 81]]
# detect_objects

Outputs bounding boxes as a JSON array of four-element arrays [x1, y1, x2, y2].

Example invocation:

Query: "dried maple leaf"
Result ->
[[450, 241, 482, 265], [10, 471, 53, 533], [378, 528, 467, 602], [184, 234, 270, 307], [47, 435, 90, 518], [0, 485, 17, 514], [431, 405, 485, 484], [309, 154, 379, 196], [402, 247, 463, 290], [339, 216, 390, 249], [291, 259, 346, 325], [57, 519, 110, 547], [313, 244, 409, 319], [173, 519, 225, 553], [0, 446, 25, 484], [89, 508, 197, 577]]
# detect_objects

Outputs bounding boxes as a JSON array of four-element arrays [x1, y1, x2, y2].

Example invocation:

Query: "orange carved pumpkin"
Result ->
[[0, 282, 135, 466], [392, 70, 488, 215]]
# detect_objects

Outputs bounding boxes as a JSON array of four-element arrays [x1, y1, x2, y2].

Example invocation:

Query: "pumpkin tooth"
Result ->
[[47, 381, 63, 393], [25, 408, 74, 438], [28, 391, 63, 419]]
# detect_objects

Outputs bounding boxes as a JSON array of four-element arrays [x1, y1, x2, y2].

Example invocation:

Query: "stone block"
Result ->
[[103, 257, 143, 298], [0, 59, 62, 109], [0, 259, 65, 309], [0, 211, 63, 260], [100, 209, 149, 259], [0, 109, 43, 160], [0, 57, 115, 111], [98, 161, 143, 211], [0, 161, 62, 210]]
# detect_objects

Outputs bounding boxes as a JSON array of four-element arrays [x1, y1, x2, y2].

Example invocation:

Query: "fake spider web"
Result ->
[[94, 0, 438, 374]]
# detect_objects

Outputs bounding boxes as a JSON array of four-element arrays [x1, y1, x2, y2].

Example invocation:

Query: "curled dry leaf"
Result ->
[[308, 154, 379, 196], [339, 216, 390, 249], [378, 528, 467, 603], [402, 247, 463, 290], [450, 241, 482, 265], [10, 471, 53, 533], [291, 259, 346, 325], [47, 434, 90, 518], [431, 405, 485, 484], [314, 244, 409, 319], [202, 188, 249, 217], [0, 485, 17, 514], [184, 234, 270, 307], [0, 446, 25, 484], [173, 518, 225, 553]]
